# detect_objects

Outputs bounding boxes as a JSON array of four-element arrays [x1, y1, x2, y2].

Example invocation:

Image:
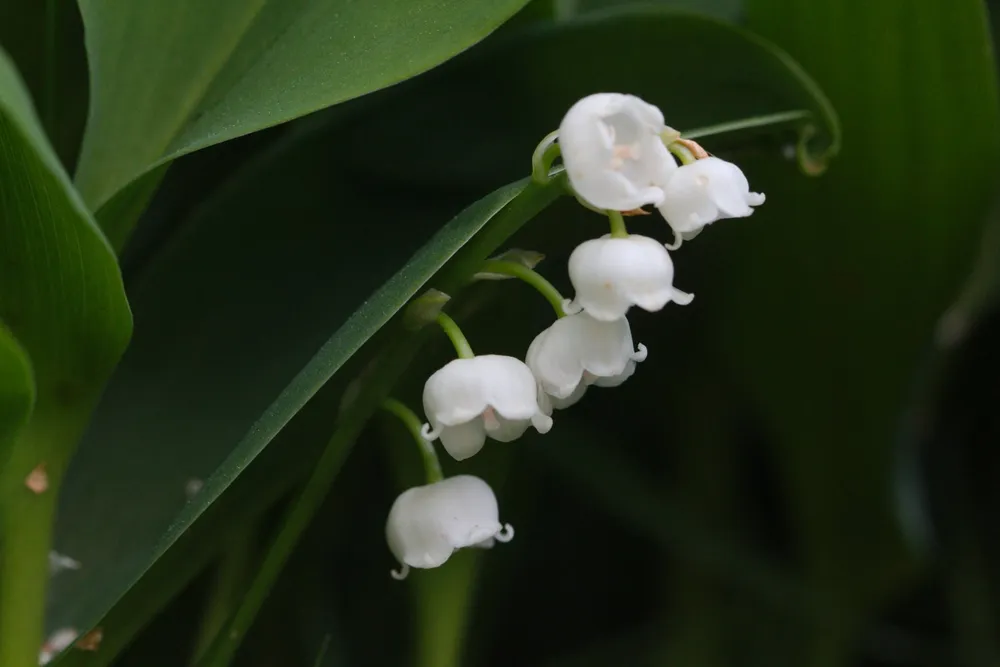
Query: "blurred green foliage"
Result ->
[[0, 0, 997, 666]]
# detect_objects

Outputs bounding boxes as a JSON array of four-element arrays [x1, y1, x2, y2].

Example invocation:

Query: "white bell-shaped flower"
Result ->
[[422, 354, 552, 461], [567, 234, 693, 322], [386, 475, 513, 580], [559, 93, 677, 211], [527, 312, 647, 409], [656, 157, 765, 236], [538, 382, 589, 411]]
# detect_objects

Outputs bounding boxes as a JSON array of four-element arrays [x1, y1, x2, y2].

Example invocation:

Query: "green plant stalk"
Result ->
[[383, 398, 442, 484], [479, 259, 565, 317], [435, 312, 475, 359], [680, 110, 811, 140], [0, 491, 57, 667], [607, 210, 628, 238], [0, 410, 80, 667], [667, 142, 697, 166], [380, 420, 482, 667], [191, 527, 257, 662], [195, 175, 567, 667], [413, 550, 481, 667]]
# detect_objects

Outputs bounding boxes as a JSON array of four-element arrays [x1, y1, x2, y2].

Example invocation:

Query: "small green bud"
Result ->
[[474, 249, 545, 281], [404, 289, 451, 330]]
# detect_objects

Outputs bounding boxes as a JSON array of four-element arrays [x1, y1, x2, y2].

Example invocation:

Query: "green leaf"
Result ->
[[0, 45, 131, 666], [0, 48, 131, 416], [703, 0, 1000, 636], [50, 107, 562, 661], [0, 324, 35, 467], [0, 0, 90, 168], [346, 6, 839, 190], [570, 0, 743, 21], [73, 0, 533, 248]]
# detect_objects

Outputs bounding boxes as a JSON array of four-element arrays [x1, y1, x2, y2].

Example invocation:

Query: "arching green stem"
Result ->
[[480, 259, 566, 317], [436, 312, 474, 359], [383, 398, 443, 484]]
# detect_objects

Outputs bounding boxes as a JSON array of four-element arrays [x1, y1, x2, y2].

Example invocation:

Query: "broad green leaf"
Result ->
[[346, 6, 839, 191], [73, 0, 533, 248], [0, 46, 131, 666], [0, 324, 34, 466], [704, 0, 999, 631], [50, 108, 562, 660], [509, 0, 744, 25], [0, 0, 89, 168], [572, 0, 742, 20], [0, 48, 130, 426]]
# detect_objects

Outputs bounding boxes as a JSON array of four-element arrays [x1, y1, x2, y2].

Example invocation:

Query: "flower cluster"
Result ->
[[384, 93, 763, 579]]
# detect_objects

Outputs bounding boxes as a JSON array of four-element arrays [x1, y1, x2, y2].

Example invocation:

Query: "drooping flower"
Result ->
[[656, 157, 765, 238], [567, 234, 693, 322], [527, 312, 647, 410], [422, 354, 552, 461], [559, 93, 677, 211], [386, 475, 513, 580]]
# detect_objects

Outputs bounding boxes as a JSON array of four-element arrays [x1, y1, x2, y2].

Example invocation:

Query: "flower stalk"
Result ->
[[435, 312, 475, 359], [667, 141, 698, 165], [479, 259, 566, 317], [607, 209, 629, 238], [383, 398, 443, 484]]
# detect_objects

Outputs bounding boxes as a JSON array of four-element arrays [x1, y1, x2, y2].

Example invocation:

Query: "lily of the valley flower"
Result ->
[[527, 311, 647, 410], [386, 475, 513, 580], [566, 234, 693, 321], [559, 93, 677, 211], [422, 354, 552, 461], [656, 157, 765, 237]]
